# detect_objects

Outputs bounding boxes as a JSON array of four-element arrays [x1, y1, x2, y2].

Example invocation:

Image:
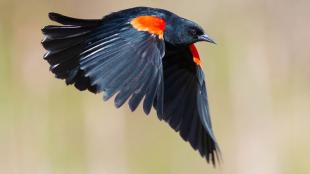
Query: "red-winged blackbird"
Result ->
[[42, 6, 220, 165]]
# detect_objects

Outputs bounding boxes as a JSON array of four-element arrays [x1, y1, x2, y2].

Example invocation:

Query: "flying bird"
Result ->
[[41, 7, 220, 165]]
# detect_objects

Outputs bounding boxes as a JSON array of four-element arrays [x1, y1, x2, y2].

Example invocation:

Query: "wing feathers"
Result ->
[[42, 12, 165, 116], [143, 68, 160, 114], [48, 12, 101, 26], [128, 67, 155, 112], [42, 25, 92, 39], [159, 45, 219, 165]]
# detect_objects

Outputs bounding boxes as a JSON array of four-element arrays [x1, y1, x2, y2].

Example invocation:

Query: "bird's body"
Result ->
[[42, 6, 220, 165]]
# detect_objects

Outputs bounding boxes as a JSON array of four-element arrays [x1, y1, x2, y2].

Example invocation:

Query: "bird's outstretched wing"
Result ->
[[42, 12, 219, 164], [42, 12, 166, 116], [155, 43, 220, 165]]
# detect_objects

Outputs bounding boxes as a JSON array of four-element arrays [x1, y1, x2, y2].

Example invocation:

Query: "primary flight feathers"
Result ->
[[42, 7, 220, 165]]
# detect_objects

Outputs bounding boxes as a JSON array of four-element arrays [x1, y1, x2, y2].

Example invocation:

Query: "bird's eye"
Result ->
[[189, 29, 197, 36]]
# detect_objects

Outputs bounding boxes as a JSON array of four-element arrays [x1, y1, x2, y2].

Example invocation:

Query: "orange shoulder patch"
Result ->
[[130, 16, 166, 39], [189, 44, 201, 65]]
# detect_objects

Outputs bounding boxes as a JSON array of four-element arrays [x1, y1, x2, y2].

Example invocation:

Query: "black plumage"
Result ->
[[42, 7, 219, 165]]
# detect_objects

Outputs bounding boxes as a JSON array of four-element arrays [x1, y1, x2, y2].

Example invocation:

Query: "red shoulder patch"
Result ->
[[130, 16, 166, 39], [189, 44, 201, 65]]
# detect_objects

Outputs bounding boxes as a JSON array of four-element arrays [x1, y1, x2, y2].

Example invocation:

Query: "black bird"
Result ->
[[41, 6, 220, 165]]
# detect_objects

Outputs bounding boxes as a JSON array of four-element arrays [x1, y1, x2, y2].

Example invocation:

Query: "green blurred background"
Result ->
[[0, 0, 309, 174]]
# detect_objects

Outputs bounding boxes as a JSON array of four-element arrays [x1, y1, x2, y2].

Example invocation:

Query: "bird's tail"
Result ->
[[41, 12, 101, 92]]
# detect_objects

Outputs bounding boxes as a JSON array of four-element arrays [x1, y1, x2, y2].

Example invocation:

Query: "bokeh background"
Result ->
[[0, 0, 309, 174]]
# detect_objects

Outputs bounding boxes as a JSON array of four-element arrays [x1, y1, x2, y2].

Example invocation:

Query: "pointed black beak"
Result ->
[[198, 34, 216, 44]]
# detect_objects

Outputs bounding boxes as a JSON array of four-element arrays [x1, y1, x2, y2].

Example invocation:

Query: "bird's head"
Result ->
[[164, 18, 215, 46]]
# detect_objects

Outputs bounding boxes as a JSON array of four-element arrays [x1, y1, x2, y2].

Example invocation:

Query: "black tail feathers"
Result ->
[[42, 13, 101, 93]]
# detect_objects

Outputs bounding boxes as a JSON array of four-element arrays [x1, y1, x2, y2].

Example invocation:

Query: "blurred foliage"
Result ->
[[0, 0, 310, 174]]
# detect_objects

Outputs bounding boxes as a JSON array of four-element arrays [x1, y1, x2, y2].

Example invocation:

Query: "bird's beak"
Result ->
[[198, 34, 216, 44]]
